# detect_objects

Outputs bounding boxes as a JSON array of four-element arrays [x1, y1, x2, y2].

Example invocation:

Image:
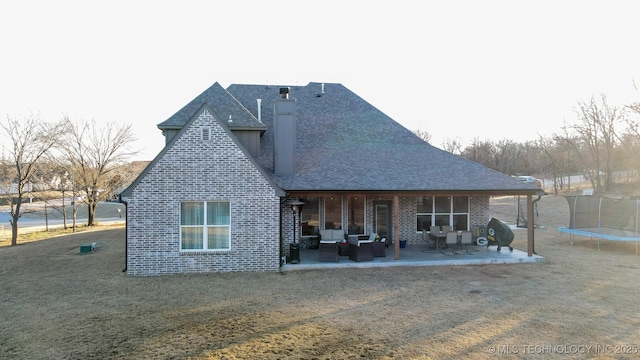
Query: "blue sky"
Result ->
[[1, 1, 638, 161]]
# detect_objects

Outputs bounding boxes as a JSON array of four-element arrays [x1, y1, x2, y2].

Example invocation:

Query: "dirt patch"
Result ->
[[1, 195, 639, 359]]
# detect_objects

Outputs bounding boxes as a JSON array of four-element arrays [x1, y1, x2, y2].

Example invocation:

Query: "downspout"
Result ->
[[279, 198, 284, 267], [531, 195, 541, 254], [532, 195, 541, 227], [118, 195, 128, 273]]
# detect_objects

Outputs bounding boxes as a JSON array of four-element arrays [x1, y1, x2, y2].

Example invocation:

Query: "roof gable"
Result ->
[[158, 82, 266, 131], [121, 102, 283, 198]]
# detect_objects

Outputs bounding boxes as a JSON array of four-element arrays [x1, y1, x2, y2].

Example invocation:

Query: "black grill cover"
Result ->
[[486, 218, 514, 246]]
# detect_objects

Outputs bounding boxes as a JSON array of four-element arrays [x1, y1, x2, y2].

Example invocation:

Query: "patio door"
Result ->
[[373, 201, 392, 243]]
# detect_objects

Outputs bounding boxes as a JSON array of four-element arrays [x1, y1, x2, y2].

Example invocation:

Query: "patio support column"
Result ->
[[527, 194, 534, 256], [394, 196, 400, 260]]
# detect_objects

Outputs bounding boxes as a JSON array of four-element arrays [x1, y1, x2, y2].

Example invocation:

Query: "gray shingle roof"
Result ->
[[157, 82, 266, 131], [225, 82, 539, 193]]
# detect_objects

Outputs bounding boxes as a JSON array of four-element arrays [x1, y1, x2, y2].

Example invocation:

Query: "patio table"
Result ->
[[428, 231, 447, 250]]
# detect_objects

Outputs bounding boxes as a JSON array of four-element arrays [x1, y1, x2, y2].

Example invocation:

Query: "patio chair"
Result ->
[[319, 241, 338, 262], [441, 225, 453, 233], [372, 238, 386, 257], [349, 233, 375, 262], [460, 231, 476, 253], [428, 226, 444, 250], [442, 231, 459, 255]]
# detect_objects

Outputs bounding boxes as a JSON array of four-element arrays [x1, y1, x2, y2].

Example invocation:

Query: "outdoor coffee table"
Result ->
[[337, 242, 349, 256]]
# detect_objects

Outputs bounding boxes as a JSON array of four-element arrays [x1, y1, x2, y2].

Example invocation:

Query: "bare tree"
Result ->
[[489, 139, 520, 175], [412, 129, 432, 143], [621, 98, 640, 183], [537, 132, 579, 195], [625, 90, 640, 137], [615, 131, 640, 184], [537, 135, 566, 194], [573, 94, 624, 192], [461, 137, 494, 169], [518, 140, 544, 177], [441, 137, 463, 155], [59, 117, 137, 226], [41, 161, 77, 230], [0, 113, 63, 246]]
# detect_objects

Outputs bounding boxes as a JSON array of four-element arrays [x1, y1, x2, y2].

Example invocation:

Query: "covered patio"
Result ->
[[283, 192, 543, 271], [281, 243, 545, 271]]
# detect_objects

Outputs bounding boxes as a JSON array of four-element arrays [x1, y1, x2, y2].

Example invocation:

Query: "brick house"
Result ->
[[120, 82, 541, 275]]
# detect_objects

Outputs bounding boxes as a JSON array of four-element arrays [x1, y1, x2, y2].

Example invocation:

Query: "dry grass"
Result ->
[[1, 195, 640, 359], [0, 224, 124, 247]]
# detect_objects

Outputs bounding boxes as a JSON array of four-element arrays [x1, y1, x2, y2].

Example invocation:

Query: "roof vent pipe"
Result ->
[[321, 83, 325, 94], [256, 99, 262, 122]]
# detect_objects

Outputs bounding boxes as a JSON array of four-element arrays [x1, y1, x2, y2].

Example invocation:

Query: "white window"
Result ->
[[348, 196, 365, 235], [416, 196, 469, 231], [324, 196, 342, 230], [180, 201, 230, 251]]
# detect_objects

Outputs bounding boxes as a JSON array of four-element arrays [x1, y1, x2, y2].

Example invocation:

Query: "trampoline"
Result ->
[[557, 195, 640, 254]]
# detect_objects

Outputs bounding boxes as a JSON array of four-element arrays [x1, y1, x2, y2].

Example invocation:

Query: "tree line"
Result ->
[[1, 114, 137, 246], [416, 93, 640, 195]]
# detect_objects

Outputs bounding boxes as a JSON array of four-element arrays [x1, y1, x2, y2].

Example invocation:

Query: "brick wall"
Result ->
[[123, 108, 281, 275], [470, 196, 491, 229]]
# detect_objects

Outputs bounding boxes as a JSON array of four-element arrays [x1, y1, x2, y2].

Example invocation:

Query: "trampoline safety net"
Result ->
[[565, 195, 639, 231]]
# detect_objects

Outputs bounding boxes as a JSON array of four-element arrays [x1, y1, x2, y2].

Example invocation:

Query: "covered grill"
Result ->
[[486, 217, 514, 252]]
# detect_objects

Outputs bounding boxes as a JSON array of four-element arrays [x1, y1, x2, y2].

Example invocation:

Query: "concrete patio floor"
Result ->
[[281, 243, 544, 271]]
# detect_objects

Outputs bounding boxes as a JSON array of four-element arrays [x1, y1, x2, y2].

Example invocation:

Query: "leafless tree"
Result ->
[[620, 97, 640, 183], [573, 94, 624, 192], [40, 160, 77, 230], [537, 135, 568, 195], [537, 132, 579, 195], [510, 140, 542, 177], [412, 129, 432, 143], [441, 137, 463, 155], [615, 131, 640, 183], [0, 113, 63, 246], [625, 92, 640, 137], [461, 138, 495, 169], [489, 139, 520, 175], [59, 117, 137, 226]]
